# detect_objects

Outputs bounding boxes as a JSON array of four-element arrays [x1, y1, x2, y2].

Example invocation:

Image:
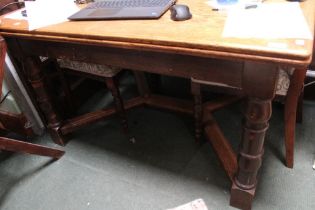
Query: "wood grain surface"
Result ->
[[0, 0, 314, 66]]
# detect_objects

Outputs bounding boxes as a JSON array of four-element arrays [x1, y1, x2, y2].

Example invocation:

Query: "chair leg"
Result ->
[[191, 80, 202, 143], [284, 68, 306, 168], [105, 77, 128, 133], [284, 101, 296, 168], [0, 137, 64, 159], [296, 87, 304, 123], [54, 60, 77, 116]]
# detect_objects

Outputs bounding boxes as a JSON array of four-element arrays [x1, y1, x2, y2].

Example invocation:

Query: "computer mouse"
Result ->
[[170, 4, 192, 21]]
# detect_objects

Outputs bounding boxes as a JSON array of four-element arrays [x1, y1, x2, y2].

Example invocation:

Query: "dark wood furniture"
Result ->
[[0, 0, 22, 16], [310, 36, 315, 69], [0, 110, 34, 136], [276, 39, 315, 167], [283, 69, 307, 168], [191, 67, 306, 168], [0, 0, 314, 209], [0, 36, 64, 159], [56, 59, 128, 134]]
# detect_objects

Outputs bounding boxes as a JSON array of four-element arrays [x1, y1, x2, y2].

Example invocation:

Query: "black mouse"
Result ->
[[170, 4, 192, 21]]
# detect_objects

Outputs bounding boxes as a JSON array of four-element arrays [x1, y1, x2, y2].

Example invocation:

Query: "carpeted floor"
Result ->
[[0, 74, 314, 210]]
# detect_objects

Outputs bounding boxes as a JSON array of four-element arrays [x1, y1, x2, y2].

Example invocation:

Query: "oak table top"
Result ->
[[0, 0, 314, 66]]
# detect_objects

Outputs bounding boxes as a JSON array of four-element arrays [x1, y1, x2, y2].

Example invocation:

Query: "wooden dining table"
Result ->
[[0, 0, 314, 209]]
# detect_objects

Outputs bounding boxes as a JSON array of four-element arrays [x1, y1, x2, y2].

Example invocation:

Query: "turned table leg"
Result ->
[[191, 80, 202, 143], [24, 56, 65, 146], [105, 77, 128, 133], [230, 61, 279, 210], [230, 98, 271, 210]]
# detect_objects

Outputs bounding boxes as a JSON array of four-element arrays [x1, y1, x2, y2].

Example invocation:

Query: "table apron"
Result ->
[[7, 38, 244, 90]]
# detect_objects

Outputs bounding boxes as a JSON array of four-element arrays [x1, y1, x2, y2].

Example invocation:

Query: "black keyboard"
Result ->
[[86, 0, 173, 9]]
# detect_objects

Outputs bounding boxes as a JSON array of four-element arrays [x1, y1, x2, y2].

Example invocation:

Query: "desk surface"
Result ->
[[0, 0, 314, 66]]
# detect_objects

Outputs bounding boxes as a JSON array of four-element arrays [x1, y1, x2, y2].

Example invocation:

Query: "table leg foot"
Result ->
[[48, 126, 65, 146], [230, 182, 255, 210]]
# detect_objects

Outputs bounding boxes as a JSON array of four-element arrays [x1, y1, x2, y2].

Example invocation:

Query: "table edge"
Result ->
[[0, 30, 312, 68]]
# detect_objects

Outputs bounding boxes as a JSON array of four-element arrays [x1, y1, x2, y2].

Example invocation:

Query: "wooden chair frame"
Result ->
[[0, 36, 64, 159]]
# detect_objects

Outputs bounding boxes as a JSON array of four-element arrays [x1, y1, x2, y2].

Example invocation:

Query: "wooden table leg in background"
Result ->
[[230, 62, 279, 210], [24, 56, 65, 146], [105, 77, 128, 133]]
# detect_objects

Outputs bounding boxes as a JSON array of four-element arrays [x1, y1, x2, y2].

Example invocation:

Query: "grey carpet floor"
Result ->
[[0, 76, 314, 210]]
